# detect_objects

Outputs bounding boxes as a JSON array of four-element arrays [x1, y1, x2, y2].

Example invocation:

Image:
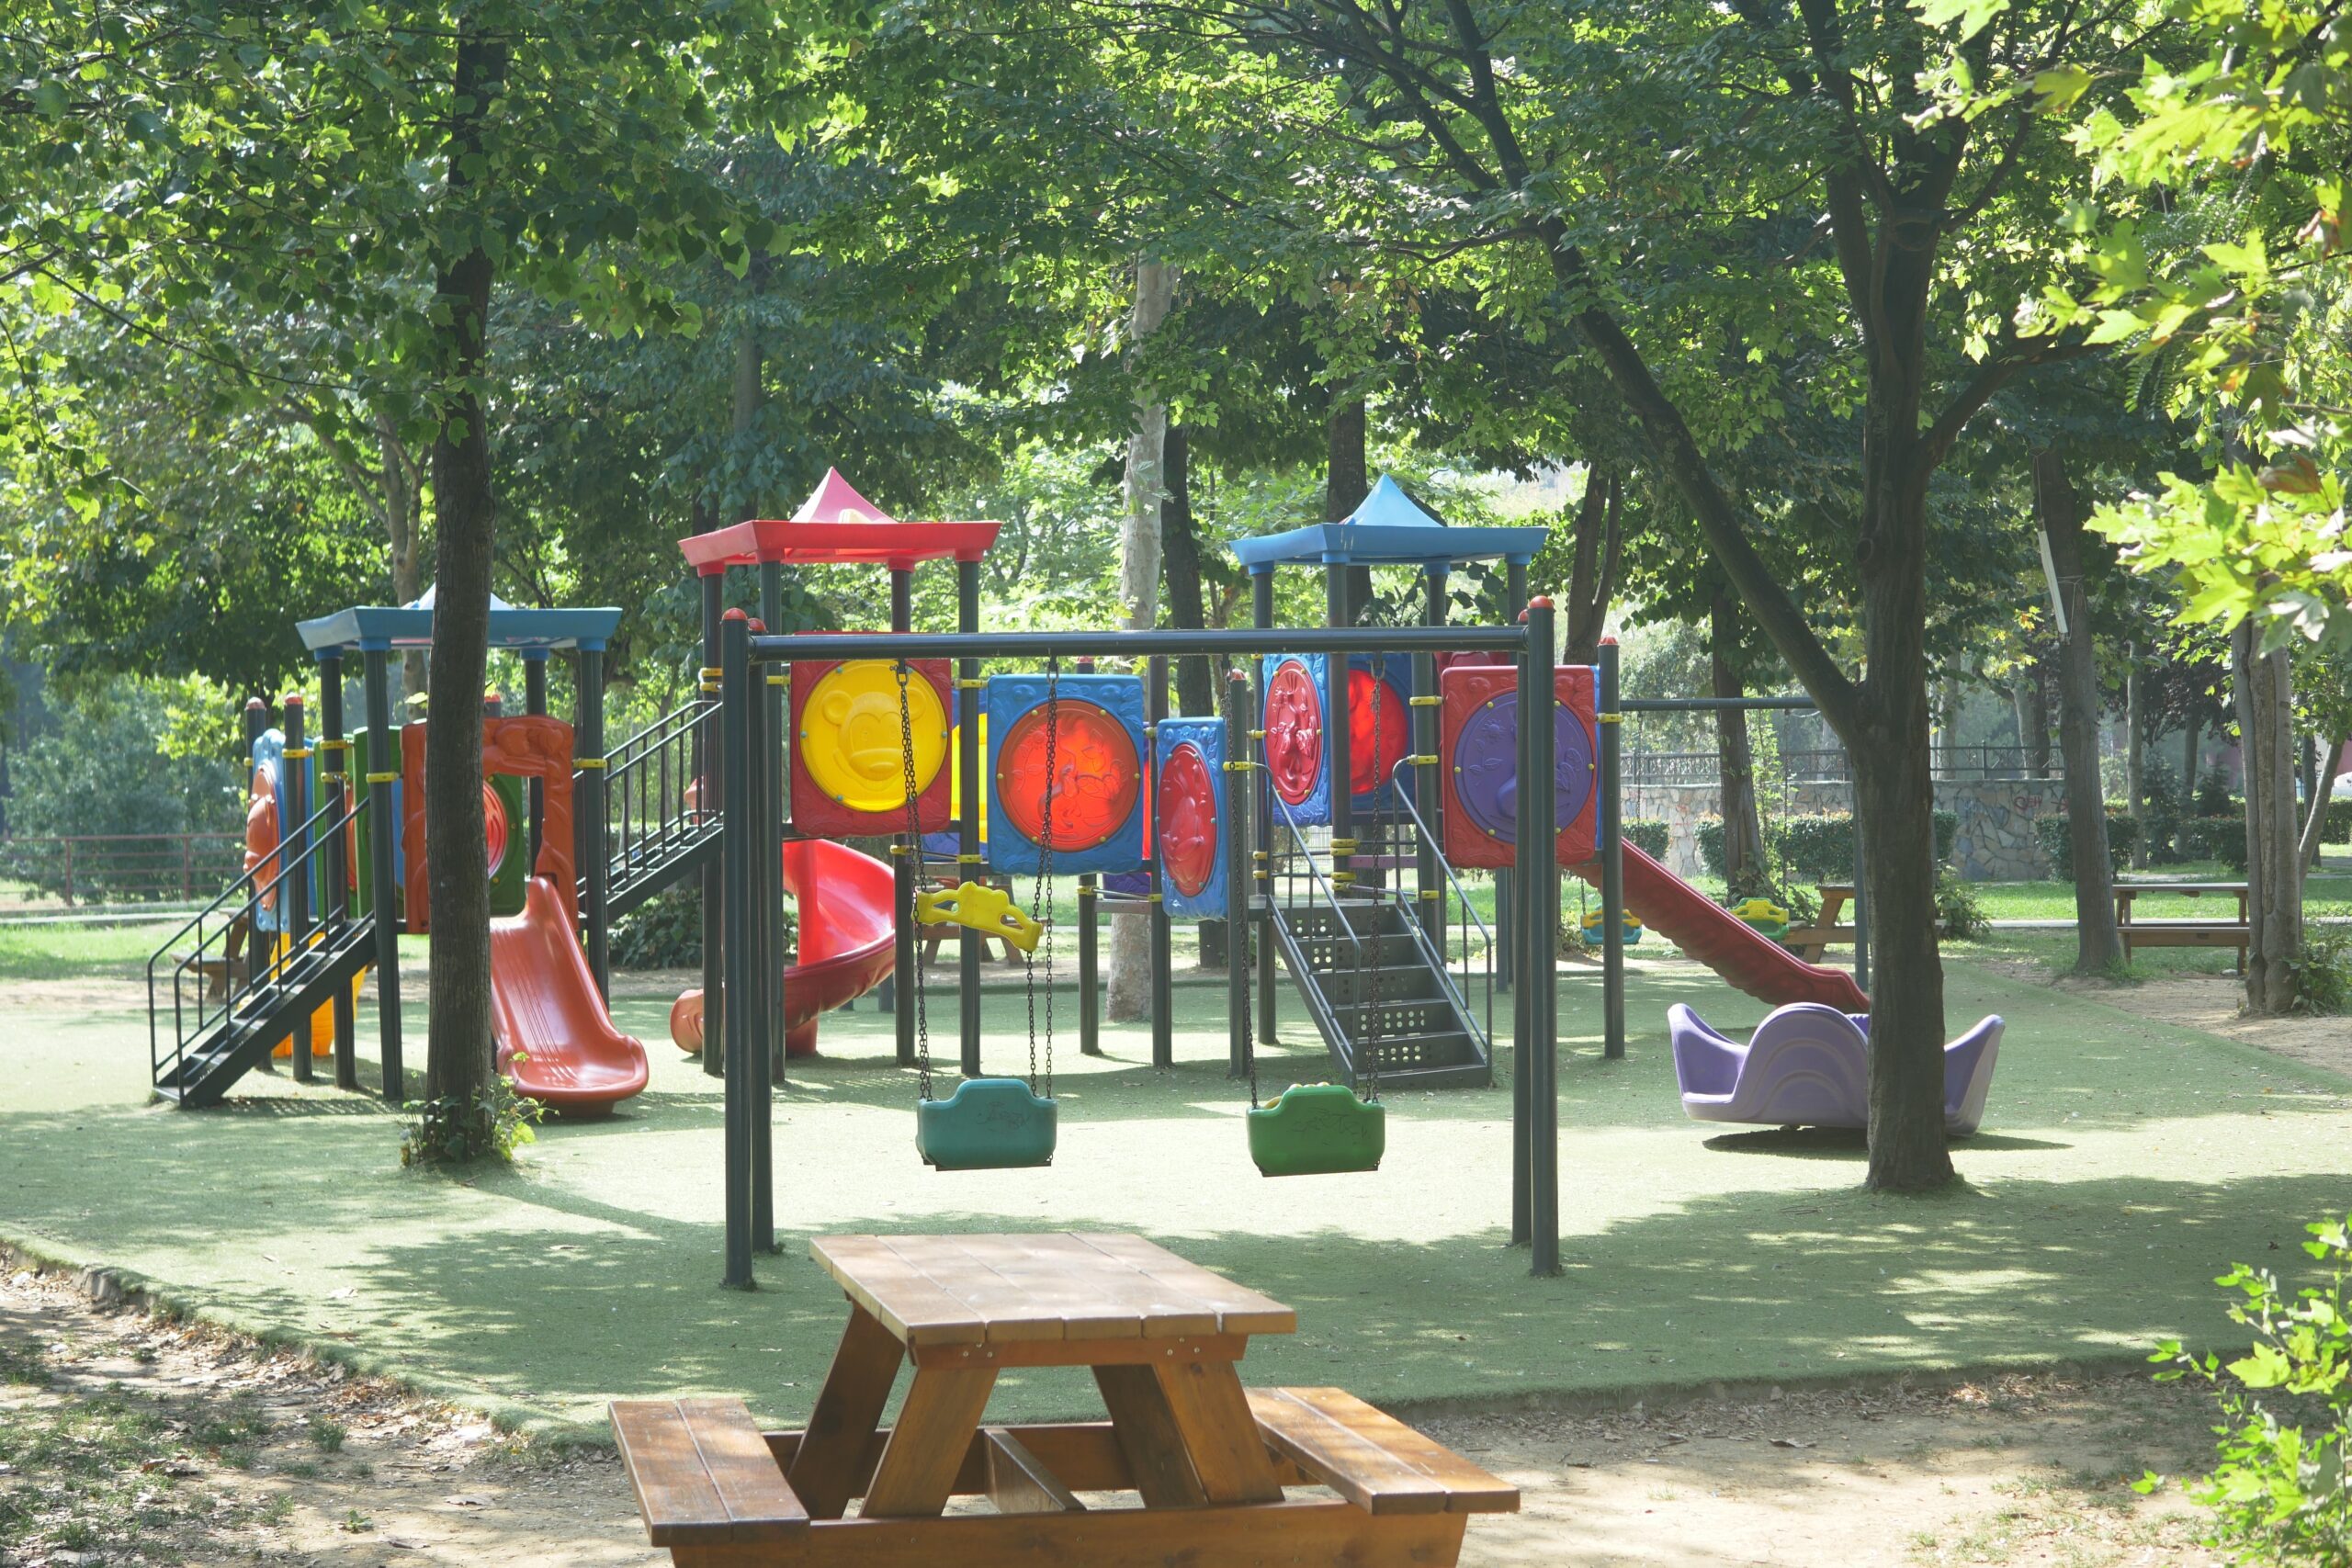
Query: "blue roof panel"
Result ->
[[1227, 474, 1550, 571]]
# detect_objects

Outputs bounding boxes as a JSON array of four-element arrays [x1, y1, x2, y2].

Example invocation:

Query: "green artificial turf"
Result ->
[[1, 944, 2346, 1443]]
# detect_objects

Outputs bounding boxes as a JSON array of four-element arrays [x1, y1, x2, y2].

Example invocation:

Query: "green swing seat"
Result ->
[[1247, 1083, 1385, 1178], [916, 1077, 1058, 1171]]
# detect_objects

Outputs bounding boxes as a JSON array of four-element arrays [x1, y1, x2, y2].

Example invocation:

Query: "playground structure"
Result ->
[[1668, 1003, 2002, 1136], [142, 465, 1900, 1282]]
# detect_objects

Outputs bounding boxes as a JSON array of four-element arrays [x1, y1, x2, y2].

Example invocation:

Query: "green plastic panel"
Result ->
[[915, 1077, 1057, 1170], [1247, 1083, 1385, 1177], [348, 730, 399, 925]]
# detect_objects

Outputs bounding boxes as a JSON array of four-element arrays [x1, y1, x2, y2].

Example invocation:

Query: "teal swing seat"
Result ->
[[917, 1077, 1058, 1171], [1247, 1083, 1385, 1177]]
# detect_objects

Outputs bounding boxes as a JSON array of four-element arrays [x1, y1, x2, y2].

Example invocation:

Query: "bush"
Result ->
[[1623, 818, 1669, 859], [605, 885, 775, 970], [2288, 931, 2352, 1017], [2327, 796, 2352, 846], [2196, 762, 2236, 818], [1695, 815, 1726, 878], [1935, 868, 1989, 942], [2142, 1213, 2352, 1563], [2181, 814, 2251, 873], [2036, 809, 2138, 879], [2140, 755, 2184, 863]]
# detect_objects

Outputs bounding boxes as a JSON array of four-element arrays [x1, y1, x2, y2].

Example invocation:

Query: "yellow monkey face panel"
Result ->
[[799, 660, 949, 812]]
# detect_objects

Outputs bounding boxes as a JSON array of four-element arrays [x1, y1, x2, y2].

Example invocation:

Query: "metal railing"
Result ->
[[1377, 757, 1496, 1053], [1623, 744, 2055, 788], [1266, 794, 1370, 1055], [145, 793, 365, 1094], [0, 832, 243, 908], [595, 695, 718, 904]]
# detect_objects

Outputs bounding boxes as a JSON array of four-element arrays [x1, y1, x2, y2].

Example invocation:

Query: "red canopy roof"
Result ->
[[678, 468, 1001, 573]]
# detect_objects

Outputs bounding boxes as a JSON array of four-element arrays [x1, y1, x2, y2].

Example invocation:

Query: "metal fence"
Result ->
[[0, 833, 244, 909], [1624, 745, 2052, 788]]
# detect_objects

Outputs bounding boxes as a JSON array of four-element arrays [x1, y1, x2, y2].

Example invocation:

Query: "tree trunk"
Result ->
[[2125, 652, 2147, 868], [1329, 394, 1371, 612], [377, 413, 427, 699], [2234, 624, 2303, 1012], [2036, 448, 2125, 975], [1161, 424, 1215, 717], [1108, 258, 1176, 1022], [1709, 593, 1767, 896], [1561, 465, 1623, 665], [420, 23, 509, 1148], [2023, 663, 2052, 776], [2301, 730, 2349, 872]]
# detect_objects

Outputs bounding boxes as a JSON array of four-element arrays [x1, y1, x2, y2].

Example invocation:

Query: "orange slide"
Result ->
[[491, 876, 650, 1112], [1572, 842, 1869, 1014], [669, 839, 899, 1059]]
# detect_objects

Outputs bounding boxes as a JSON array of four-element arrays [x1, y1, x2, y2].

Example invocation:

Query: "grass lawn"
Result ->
[[0, 919, 190, 981], [2, 917, 2346, 1446]]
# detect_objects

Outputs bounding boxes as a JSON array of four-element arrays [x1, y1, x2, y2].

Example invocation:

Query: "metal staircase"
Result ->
[[1263, 784, 1495, 1091], [594, 695, 719, 919], [148, 793, 371, 1107]]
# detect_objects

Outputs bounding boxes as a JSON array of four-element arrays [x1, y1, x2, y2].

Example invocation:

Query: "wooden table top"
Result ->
[[810, 1233, 1296, 1349]]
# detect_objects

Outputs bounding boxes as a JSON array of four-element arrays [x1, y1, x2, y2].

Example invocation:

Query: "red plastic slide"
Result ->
[[669, 839, 899, 1058], [491, 876, 651, 1112], [1572, 843, 1869, 1013]]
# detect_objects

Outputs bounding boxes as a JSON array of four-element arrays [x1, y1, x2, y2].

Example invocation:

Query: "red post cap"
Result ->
[[1600, 635, 1618, 646], [722, 606, 749, 622], [244, 697, 266, 710], [1527, 595, 1555, 609], [1228, 669, 1250, 682], [747, 618, 766, 635], [282, 693, 306, 705]]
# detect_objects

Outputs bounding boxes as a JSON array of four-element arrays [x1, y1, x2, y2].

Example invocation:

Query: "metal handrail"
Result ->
[[1384, 757, 1495, 956], [1269, 795, 1367, 970], [1380, 757, 1494, 1050], [146, 793, 365, 1091]]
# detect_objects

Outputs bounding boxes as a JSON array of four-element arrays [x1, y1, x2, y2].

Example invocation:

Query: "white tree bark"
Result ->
[[1108, 259, 1177, 1021]]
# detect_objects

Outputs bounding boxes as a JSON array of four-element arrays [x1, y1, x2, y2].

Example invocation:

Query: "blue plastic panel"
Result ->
[[1154, 717, 1227, 920], [984, 673, 1147, 875], [1260, 652, 1332, 829]]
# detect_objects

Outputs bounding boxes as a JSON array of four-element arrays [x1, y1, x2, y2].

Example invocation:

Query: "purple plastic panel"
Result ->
[[1452, 691, 1595, 843]]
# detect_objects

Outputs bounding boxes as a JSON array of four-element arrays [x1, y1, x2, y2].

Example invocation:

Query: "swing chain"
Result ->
[[899, 660, 932, 1102]]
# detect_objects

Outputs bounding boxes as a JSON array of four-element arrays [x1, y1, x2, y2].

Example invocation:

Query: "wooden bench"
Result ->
[[2116, 882, 2250, 969], [1247, 1386, 1518, 1516], [612, 1397, 809, 1551]]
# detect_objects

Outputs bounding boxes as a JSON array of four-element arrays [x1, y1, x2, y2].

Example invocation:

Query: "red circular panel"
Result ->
[[483, 782, 510, 877], [1264, 660, 1324, 807], [1347, 669, 1408, 796], [999, 700, 1141, 852], [1157, 742, 1218, 898]]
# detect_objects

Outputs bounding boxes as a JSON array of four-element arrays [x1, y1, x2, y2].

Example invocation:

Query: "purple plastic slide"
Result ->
[[1668, 1002, 2001, 1134]]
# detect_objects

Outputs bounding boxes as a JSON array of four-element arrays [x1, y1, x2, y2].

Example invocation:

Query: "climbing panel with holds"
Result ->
[[984, 672, 1147, 875], [1436, 664, 1599, 871], [1154, 716, 1227, 919], [787, 656, 953, 836], [1261, 652, 1332, 828]]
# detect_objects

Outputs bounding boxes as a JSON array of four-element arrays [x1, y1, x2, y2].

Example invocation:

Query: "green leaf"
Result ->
[[1914, 0, 2008, 39], [31, 80, 68, 118]]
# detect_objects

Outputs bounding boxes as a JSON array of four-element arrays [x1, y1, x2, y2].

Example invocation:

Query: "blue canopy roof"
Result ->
[[296, 585, 623, 655], [1227, 474, 1551, 573]]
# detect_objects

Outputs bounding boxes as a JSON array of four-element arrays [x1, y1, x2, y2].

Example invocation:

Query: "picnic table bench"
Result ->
[[613, 1232, 1516, 1568], [2115, 881, 2250, 969]]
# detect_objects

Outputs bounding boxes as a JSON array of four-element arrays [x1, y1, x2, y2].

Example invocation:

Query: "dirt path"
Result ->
[[2, 1258, 2222, 1568], [1978, 957, 2352, 1080]]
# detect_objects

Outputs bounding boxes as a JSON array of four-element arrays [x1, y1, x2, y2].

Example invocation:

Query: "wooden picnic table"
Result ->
[[612, 1231, 1516, 1568], [2113, 881, 2250, 968], [1785, 882, 1857, 962]]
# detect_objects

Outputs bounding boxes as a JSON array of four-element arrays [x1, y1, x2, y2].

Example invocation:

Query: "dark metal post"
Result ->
[[718, 609, 755, 1290], [700, 570, 726, 1078], [1416, 565, 1447, 952], [1853, 824, 1871, 990], [1325, 564, 1353, 897], [317, 653, 356, 1089], [1598, 638, 1626, 1060], [244, 696, 268, 752], [1250, 570, 1279, 1045], [1498, 558, 1529, 994], [1510, 608, 1532, 1247], [524, 651, 548, 863], [1525, 598, 1561, 1277], [761, 564, 787, 1083], [745, 617, 776, 1254], [1077, 878, 1100, 1055], [283, 694, 313, 1084], [361, 646, 403, 1100], [956, 560, 983, 1077], [1224, 671, 1251, 1078], [889, 567, 917, 1069], [576, 644, 611, 1001], [1148, 653, 1173, 1071]]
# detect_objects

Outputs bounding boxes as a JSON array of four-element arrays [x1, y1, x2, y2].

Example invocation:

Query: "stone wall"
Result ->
[[1622, 776, 2062, 883]]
